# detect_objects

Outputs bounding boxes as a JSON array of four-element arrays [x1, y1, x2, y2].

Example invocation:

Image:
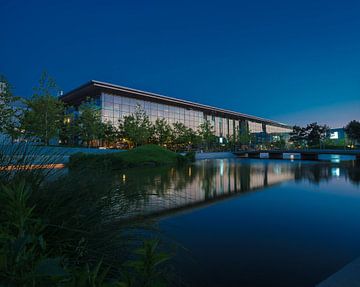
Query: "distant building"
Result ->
[[327, 128, 346, 141], [60, 80, 292, 143]]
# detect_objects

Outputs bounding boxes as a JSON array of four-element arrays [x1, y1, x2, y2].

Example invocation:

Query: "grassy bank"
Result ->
[[69, 144, 195, 170]]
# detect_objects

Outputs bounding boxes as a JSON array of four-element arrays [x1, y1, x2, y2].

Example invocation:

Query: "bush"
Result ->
[[68, 144, 193, 170]]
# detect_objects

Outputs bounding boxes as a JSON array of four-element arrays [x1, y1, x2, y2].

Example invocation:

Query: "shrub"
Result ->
[[68, 144, 193, 170]]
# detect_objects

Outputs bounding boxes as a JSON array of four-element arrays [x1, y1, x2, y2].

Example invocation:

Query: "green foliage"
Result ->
[[69, 144, 191, 170], [271, 136, 286, 149], [290, 123, 329, 148], [197, 120, 216, 151], [124, 239, 171, 287], [0, 181, 67, 286], [289, 125, 307, 148], [171, 122, 197, 152], [0, 144, 175, 286], [226, 134, 237, 152], [321, 138, 347, 149], [0, 75, 20, 141], [152, 118, 172, 146], [103, 121, 119, 147], [120, 105, 153, 147], [307, 122, 329, 147], [60, 113, 79, 146], [65, 260, 115, 287], [237, 125, 253, 147], [68, 152, 124, 170], [21, 72, 64, 145], [77, 99, 106, 147], [344, 120, 360, 144]]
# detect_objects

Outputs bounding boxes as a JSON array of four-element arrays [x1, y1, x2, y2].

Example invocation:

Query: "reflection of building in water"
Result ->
[[127, 159, 295, 218]]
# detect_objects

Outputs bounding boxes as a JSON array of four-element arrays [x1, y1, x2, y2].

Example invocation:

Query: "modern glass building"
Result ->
[[60, 80, 292, 141]]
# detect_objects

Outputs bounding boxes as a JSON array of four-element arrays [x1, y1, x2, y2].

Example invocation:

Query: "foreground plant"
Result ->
[[0, 180, 67, 286]]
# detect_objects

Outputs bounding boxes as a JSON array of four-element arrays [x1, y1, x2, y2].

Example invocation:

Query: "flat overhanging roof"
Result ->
[[60, 80, 292, 129]]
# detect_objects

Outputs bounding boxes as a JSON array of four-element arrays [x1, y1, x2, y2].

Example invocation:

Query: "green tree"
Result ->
[[197, 120, 216, 151], [21, 72, 64, 145], [290, 123, 329, 148], [119, 105, 153, 147], [171, 122, 196, 151], [152, 118, 172, 146], [0, 75, 21, 142], [226, 133, 237, 151], [102, 121, 119, 147], [289, 125, 307, 148], [237, 125, 253, 148], [59, 112, 78, 146], [77, 100, 105, 147], [306, 122, 329, 147], [272, 135, 286, 149], [344, 120, 360, 145]]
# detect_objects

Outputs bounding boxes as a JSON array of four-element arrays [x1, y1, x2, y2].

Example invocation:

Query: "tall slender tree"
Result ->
[[77, 99, 105, 147], [198, 120, 216, 151], [102, 121, 119, 147], [0, 75, 21, 142], [21, 72, 64, 145], [237, 125, 253, 148], [59, 112, 78, 146]]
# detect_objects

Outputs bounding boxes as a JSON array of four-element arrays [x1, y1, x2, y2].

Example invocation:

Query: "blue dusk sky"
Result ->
[[1, 0, 359, 128]]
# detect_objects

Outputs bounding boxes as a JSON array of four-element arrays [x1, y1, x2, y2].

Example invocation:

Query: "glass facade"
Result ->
[[100, 92, 292, 138]]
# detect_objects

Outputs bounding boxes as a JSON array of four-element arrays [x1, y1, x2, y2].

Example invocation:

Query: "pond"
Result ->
[[115, 157, 360, 287], [41, 156, 360, 286]]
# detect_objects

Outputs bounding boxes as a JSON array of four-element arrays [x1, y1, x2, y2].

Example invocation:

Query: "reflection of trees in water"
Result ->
[[199, 161, 218, 199], [294, 161, 360, 185], [347, 161, 360, 185], [64, 159, 360, 219], [294, 163, 331, 184]]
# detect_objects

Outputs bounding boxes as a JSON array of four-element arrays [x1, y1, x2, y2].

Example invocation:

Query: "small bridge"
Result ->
[[234, 149, 360, 161]]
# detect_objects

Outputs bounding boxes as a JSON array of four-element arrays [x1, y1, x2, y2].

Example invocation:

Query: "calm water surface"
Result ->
[[118, 158, 360, 287]]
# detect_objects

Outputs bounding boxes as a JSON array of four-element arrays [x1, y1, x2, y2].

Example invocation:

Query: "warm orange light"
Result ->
[[0, 164, 65, 171]]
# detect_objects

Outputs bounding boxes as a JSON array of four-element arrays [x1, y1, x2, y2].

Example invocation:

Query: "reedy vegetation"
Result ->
[[0, 144, 175, 286]]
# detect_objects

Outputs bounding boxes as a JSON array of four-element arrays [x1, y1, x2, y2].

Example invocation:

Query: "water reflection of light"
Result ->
[[122, 174, 126, 182], [330, 155, 341, 163], [188, 167, 192, 177], [274, 165, 282, 175], [331, 167, 340, 177], [220, 160, 224, 176]]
